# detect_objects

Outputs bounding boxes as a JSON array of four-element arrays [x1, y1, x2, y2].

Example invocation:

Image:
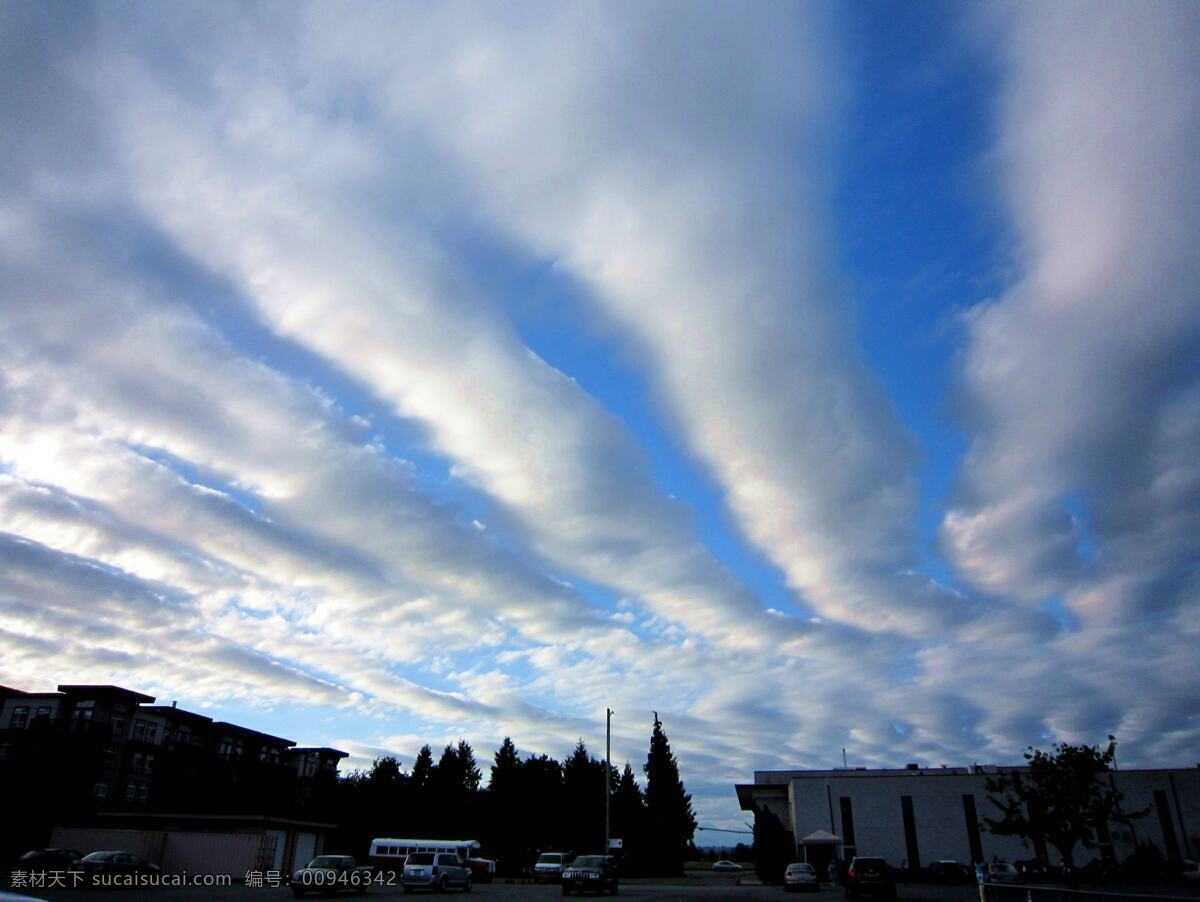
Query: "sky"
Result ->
[[1, 0, 1198, 835]]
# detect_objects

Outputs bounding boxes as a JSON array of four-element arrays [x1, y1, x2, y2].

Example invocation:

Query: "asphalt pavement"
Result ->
[[5, 875, 988, 902]]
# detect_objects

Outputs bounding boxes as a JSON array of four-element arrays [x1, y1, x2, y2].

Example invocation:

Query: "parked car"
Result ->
[[981, 862, 1019, 885], [844, 857, 895, 899], [927, 860, 971, 884], [78, 850, 161, 878], [712, 860, 744, 872], [16, 849, 82, 872], [562, 854, 619, 896], [784, 862, 820, 891], [401, 852, 471, 893], [1182, 859, 1199, 883], [534, 852, 570, 882], [290, 855, 374, 897], [464, 856, 496, 883]]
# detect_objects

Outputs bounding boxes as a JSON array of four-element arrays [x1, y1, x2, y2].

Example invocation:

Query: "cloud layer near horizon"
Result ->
[[2, 0, 1197, 829]]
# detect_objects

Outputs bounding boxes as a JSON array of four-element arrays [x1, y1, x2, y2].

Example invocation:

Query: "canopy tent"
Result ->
[[798, 829, 843, 864]]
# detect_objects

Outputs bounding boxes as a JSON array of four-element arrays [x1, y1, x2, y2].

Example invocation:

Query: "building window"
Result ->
[[111, 714, 126, 736], [839, 797, 857, 854], [1154, 790, 1182, 861], [72, 700, 95, 723], [35, 706, 52, 720], [9, 706, 29, 729], [0, 743, 13, 761], [218, 737, 244, 760], [93, 781, 109, 799], [962, 795, 983, 863], [137, 784, 149, 802], [103, 746, 119, 769], [132, 752, 145, 773], [143, 753, 155, 774], [901, 795, 921, 870], [124, 783, 137, 801]]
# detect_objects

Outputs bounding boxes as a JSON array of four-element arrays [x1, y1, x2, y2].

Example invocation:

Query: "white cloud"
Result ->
[[1, 0, 1196, 834], [935, 0, 1200, 757]]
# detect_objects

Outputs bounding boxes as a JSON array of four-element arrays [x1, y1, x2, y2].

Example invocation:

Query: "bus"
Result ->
[[368, 838, 495, 882]]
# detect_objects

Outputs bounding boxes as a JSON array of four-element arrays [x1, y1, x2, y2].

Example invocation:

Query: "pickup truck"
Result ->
[[290, 855, 374, 897]]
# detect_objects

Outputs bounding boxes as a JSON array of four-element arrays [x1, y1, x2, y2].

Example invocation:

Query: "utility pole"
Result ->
[[605, 708, 613, 854]]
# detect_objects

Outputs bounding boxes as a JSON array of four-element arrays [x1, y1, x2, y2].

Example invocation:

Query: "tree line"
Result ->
[[327, 714, 696, 876]]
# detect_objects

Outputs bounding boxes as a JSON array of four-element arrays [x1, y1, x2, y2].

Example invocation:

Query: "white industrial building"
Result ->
[[736, 764, 1200, 869]]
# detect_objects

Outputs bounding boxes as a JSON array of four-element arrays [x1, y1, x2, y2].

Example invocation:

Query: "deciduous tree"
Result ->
[[984, 736, 1145, 871]]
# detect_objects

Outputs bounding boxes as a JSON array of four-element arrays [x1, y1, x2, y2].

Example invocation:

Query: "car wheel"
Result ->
[[439, 875, 449, 893], [463, 875, 472, 893], [403, 887, 413, 895], [562, 886, 572, 896], [292, 887, 305, 898]]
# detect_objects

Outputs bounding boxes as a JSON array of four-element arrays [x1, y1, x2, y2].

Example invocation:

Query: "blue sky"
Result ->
[[2, 0, 1198, 835]]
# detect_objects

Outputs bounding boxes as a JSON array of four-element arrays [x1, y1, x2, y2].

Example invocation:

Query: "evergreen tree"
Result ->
[[434, 742, 461, 790], [489, 737, 521, 791], [411, 745, 434, 789], [485, 738, 524, 875], [368, 755, 404, 787], [752, 803, 790, 883], [642, 714, 696, 875], [522, 753, 564, 856], [563, 739, 607, 852], [612, 762, 646, 873], [457, 740, 482, 792], [409, 744, 436, 831]]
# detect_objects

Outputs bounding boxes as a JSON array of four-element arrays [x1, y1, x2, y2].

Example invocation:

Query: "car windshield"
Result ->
[[406, 853, 434, 865], [309, 857, 345, 868], [538, 854, 563, 864], [82, 852, 118, 862], [855, 858, 886, 870], [572, 857, 605, 868], [787, 864, 814, 872]]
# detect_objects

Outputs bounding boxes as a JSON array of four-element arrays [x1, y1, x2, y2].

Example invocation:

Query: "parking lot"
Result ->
[[6, 877, 994, 902], [10, 874, 1200, 902]]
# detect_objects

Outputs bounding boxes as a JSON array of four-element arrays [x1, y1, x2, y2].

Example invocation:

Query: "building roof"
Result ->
[[2, 689, 64, 701], [141, 705, 214, 724], [289, 747, 349, 758], [211, 721, 295, 746], [57, 684, 156, 704]]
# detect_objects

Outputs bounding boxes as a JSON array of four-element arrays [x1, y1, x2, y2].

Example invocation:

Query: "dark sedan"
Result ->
[[16, 849, 82, 872], [78, 851, 161, 878]]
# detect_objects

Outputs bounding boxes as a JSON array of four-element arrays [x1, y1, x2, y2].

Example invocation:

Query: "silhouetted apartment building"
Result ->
[[0, 683, 347, 870]]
